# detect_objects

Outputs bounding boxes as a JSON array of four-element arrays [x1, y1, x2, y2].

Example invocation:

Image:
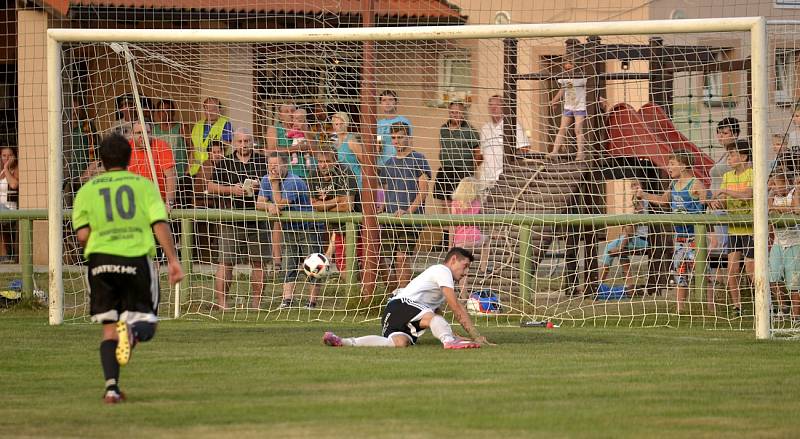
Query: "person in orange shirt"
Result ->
[[128, 122, 177, 210]]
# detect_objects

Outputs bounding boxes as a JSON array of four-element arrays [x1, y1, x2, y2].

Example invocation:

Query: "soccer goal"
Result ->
[[47, 18, 780, 338]]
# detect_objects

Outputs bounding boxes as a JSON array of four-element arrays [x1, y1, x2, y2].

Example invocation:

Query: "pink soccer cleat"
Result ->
[[323, 331, 343, 347], [443, 339, 481, 350]]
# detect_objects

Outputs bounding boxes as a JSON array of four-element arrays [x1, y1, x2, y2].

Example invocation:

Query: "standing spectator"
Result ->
[[767, 172, 798, 324], [380, 122, 432, 291], [265, 103, 297, 268], [332, 112, 365, 192], [266, 103, 296, 154], [193, 140, 226, 207], [206, 129, 271, 309], [706, 117, 740, 281], [71, 133, 183, 404], [550, 61, 588, 161], [711, 139, 754, 318], [309, 103, 331, 144], [65, 99, 100, 204], [709, 117, 739, 194], [128, 122, 177, 209], [152, 99, 190, 206], [307, 147, 356, 288], [377, 90, 413, 167], [638, 153, 706, 314], [0, 146, 18, 262], [433, 100, 480, 250], [189, 97, 232, 177], [107, 95, 136, 140], [257, 152, 322, 309], [478, 94, 531, 193]]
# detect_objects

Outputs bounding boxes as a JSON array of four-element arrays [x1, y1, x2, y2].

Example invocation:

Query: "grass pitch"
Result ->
[[2, 309, 799, 438]]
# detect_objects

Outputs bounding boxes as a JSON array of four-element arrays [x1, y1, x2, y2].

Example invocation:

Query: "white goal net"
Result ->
[[47, 18, 783, 338]]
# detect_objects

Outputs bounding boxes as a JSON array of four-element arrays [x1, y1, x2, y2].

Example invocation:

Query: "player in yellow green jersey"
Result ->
[[72, 133, 184, 404]]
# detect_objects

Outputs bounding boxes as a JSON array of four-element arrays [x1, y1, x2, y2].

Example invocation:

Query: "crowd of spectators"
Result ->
[[60, 92, 800, 321]]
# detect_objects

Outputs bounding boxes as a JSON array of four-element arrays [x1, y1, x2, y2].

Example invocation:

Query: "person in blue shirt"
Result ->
[[380, 122, 432, 292], [638, 153, 707, 314], [377, 90, 413, 167], [257, 152, 325, 309]]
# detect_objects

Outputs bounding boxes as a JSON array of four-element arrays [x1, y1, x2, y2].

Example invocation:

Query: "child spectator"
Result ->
[[638, 153, 706, 314], [550, 61, 587, 161], [768, 172, 799, 326], [599, 182, 649, 292], [449, 177, 491, 293], [711, 139, 754, 318]]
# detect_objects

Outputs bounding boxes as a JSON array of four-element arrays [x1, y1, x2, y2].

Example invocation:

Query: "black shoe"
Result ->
[[279, 299, 293, 309], [304, 301, 317, 310]]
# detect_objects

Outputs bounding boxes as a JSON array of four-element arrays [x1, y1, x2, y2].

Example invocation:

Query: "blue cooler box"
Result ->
[[597, 284, 626, 300]]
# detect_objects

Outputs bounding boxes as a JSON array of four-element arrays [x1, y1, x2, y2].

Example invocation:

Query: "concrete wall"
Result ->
[[17, 10, 48, 264]]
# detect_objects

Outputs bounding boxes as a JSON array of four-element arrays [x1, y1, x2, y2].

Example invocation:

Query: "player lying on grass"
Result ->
[[323, 247, 493, 349], [72, 133, 184, 404]]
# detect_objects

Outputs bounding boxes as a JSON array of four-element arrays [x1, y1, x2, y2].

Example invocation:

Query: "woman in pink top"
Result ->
[[449, 178, 490, 293]]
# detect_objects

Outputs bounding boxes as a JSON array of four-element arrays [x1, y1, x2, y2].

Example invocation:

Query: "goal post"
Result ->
[[47, 17, 772, 338]]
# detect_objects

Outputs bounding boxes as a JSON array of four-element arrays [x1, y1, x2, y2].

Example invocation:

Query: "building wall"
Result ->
[[17, 9, 49, 264]]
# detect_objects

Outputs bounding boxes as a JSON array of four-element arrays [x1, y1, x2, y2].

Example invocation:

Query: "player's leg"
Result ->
[[324, 299, 423, 347], [87, 254, 125, 403], [250, 260, 264, 309], [727, 246, 743, 315], [280, 229, 300, 307], [215, 224, 238, 309], [550, 114, 573, 157], [574, 114, 586, 161], [117, 257, 161, 365], [100, 323, 125, 403]]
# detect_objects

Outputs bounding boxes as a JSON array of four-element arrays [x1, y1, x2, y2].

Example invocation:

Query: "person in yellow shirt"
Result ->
[[711, 139, 753, 318], [189, 97, 232, 176]]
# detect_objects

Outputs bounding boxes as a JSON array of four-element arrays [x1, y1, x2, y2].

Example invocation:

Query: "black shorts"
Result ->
[[729, 235, 755, 259], [381, 298, 432, 344], [88, 253, 159, 324], [433, 168, 473, 201]]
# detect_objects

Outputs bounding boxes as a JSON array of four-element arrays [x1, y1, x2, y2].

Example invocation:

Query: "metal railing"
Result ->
[[20, 209, 796, 318]]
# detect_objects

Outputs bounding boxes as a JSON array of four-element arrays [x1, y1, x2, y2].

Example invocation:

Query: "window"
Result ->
[[776, 0, 800, 8], [437, 51, 472, 105], [775, 49, 796, 105], [703, 71, 723, 106]]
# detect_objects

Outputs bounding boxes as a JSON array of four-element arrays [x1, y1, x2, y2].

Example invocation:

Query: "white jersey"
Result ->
[[478, 120, 530, 186], [773, 188, 800, 247], [392, 264, 455, 310], [557, 78, 588, 111]]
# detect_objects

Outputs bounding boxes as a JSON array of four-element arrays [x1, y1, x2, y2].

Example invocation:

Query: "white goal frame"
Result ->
[[46, 17, 771, 338]]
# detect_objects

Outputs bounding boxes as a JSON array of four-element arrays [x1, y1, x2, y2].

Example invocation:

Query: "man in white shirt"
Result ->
[[478, 94, 531, 193], [323, 248, 493, 349]]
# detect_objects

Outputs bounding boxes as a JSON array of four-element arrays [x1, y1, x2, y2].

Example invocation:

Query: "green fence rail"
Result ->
[[11, 209, 800, 304]]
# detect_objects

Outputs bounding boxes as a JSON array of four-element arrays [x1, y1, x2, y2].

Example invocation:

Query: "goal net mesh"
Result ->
[[51, 23, 790, 332]]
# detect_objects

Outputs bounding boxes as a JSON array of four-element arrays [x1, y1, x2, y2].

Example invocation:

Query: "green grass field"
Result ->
[[2, 309, 800, 438]]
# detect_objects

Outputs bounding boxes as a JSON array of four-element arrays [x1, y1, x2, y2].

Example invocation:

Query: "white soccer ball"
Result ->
[[466, 297, 482, 315], [303, 253, 331, 279]]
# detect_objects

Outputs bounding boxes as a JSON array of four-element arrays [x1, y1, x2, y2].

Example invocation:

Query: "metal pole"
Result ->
[[49, 18, 761, 43], [750, 17, 770, 340], [20, 219, 33, 298], [47, 35, 64, 325]]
